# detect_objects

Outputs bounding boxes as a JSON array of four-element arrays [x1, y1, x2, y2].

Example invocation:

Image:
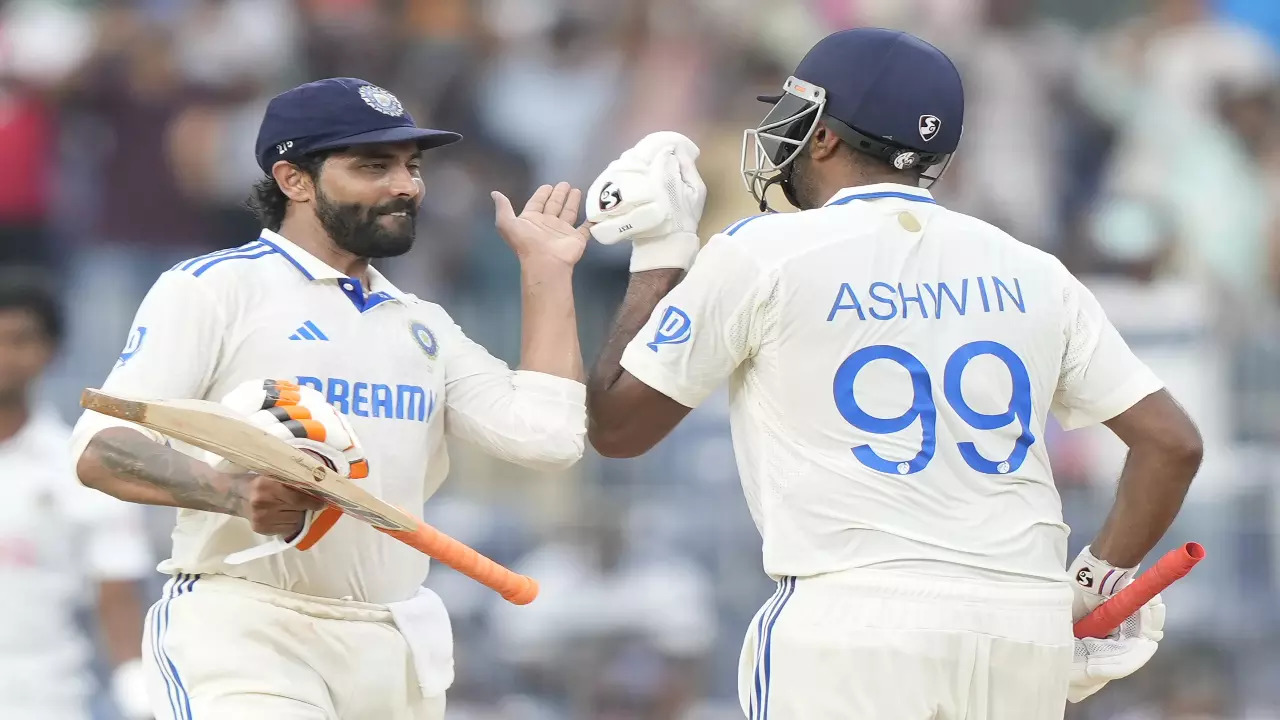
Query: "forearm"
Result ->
[[517, 259, 584, 382], [588, 269, 682, 397], [97, 579, 146, 665], [77, 426, 247, 515], [1090, 444, 1200, 567]]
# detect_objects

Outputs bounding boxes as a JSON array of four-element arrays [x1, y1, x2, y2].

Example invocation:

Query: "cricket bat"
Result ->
[[80, 388, 538, 605], [1074, 542, 1204, 638]]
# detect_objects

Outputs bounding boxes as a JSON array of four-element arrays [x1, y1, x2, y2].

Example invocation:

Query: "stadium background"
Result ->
[[3, 0, 1280, 717]]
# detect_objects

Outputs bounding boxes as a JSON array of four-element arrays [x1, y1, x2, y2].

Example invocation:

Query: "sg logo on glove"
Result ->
[[1075, 567, 1095, 588], [599, 182, 622, 211]]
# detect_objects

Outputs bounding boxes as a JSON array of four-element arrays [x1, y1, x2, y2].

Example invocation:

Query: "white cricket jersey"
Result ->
[[70, 230, 586, 604], [620, 183, 1164, 584], [0, 408, 151, 711]]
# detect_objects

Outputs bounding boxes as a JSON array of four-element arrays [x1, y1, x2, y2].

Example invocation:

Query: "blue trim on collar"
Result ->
[[827, 192, 938, 206], [339, 277, 395, 313], [724, 213, 774, 236], [255, 234, 315, 280]]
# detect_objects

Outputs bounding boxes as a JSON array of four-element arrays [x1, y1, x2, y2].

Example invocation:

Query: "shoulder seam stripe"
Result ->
[[725, 213, 772, 236], [191, 248, 278, 277], [255, 235, 315, 280], [176, 241, 265, 271]]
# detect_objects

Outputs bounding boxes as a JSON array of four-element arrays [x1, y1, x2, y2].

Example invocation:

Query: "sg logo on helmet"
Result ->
[[919, 115, 941, 142]]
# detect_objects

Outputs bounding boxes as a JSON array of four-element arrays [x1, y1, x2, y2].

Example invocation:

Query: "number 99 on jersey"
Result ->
[[832, 341, 1035, 476]]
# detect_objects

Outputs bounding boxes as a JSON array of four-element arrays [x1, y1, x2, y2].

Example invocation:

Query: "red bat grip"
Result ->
[[381, 520, 539, 605], [1073, 542, 1204, 639]]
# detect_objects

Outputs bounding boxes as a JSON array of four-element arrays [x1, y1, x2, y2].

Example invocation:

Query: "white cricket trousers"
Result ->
[[738, 568, 1075, 720], [141, 573, 446, 720]]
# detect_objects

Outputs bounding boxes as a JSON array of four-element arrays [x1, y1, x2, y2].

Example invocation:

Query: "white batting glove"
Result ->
[[1068, 545, 1139, 621], [586, 131, 707, 272], [1069, 593, 1165, 702], [216, 378, 370, 563]]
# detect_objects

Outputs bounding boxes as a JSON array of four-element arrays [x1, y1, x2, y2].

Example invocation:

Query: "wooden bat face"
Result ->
[[80, 389, 416, 532]]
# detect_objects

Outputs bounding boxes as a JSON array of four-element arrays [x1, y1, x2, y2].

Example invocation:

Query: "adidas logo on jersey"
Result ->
[[289, 321, 330, 341]]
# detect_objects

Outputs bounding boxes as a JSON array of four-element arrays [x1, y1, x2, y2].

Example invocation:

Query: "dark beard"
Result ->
[[315, 187, 418, 259], [782, 150, 820, 210]]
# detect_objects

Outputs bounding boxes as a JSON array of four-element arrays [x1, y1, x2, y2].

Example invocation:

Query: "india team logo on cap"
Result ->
[[409, 321, 439, 360], [359, 84, 406, 117]]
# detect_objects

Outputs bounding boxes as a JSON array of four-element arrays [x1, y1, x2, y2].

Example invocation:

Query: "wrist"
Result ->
[[630, 232, 700, 273], [518, 253, 576, 277], [1072, 545, 1137, 594], [1069, 544, 1138, 620]]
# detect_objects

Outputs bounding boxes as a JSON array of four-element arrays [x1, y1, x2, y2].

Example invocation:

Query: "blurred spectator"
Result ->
[[47, 5, 235, 412], [0, 268, 151, 720], [488, 504, 715, 719], [936, 0, 1084, 252], [0, 0, 93, 271], [1078, 0, 1280, 293]]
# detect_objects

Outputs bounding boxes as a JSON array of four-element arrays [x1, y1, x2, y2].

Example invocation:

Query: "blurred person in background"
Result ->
[[0, 0, 93, 271], [48, 2, 226, 414], [938, 0, 1084, 253], [1077, 0, 1280, 295], [0, 268, 152, 720], [167, 0, 303, 243], [488, 502, 714, 720]]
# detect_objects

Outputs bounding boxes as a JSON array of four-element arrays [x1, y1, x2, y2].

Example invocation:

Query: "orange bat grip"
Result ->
[[381, 520, 539, 605], [1073, 542, 1205, 639]]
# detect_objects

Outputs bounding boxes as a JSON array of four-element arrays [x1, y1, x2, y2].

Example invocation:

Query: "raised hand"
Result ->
[[492, 181, 592, 267]]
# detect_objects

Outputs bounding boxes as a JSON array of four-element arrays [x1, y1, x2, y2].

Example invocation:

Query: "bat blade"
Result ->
[[81, 387, 541, 605], [81, 388, 416, 531]]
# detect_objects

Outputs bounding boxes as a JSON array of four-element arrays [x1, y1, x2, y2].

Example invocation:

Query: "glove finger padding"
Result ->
[[1068, 593, 1165, 702], [220, 379, 369, 480], [620, 131, 700, 166]]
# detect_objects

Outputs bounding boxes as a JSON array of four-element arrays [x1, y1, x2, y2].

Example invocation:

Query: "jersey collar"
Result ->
[[822, 183, 937, 207], [258, 228, 407, 302]]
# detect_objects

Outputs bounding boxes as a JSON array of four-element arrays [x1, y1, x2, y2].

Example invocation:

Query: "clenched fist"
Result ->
[[233, 473, 325, 538]]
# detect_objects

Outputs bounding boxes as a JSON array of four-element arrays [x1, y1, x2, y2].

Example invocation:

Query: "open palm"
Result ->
[[492, 182, 592, 267]]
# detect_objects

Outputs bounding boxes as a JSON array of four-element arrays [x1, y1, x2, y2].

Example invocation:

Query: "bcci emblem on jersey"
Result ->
[[647, 306, 691, 352], [409, 321, 439, 360]]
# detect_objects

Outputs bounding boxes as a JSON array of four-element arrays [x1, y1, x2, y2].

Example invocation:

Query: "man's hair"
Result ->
[[0, 266, 64, 345], [245, 150, 335, 231]]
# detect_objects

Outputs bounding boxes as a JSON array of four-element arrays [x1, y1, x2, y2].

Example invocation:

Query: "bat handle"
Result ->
[[381, 520, 539, 605], [1073, 542, 1205, 639]]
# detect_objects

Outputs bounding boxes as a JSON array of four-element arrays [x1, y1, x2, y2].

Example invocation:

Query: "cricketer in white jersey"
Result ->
[[0, 269, 151, 720], [69, 78, 593, 720], [583, 29, 1202, 720]]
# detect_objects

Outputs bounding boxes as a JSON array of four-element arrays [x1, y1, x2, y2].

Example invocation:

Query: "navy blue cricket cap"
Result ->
[[254, 77, 462, 173], [761, 28, 964, 153]]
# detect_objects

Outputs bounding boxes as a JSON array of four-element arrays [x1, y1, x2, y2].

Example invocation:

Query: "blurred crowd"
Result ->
[[4, 0, 1280, 718]]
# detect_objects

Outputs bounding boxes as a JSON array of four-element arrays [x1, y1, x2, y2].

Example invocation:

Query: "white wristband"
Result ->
[[630, 232, 701, 272]]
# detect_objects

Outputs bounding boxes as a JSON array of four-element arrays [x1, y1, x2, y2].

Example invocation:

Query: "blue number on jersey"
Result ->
[[831, 341, 1035, 475]]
